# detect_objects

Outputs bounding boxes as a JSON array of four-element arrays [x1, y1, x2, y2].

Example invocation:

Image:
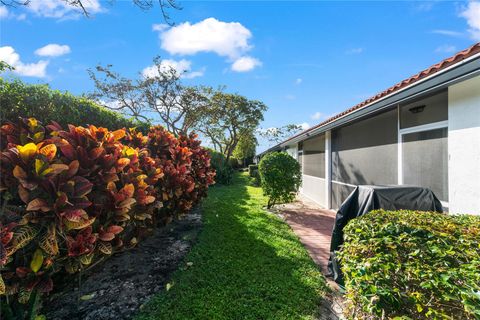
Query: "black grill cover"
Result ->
[[327, 185, 443, 284]]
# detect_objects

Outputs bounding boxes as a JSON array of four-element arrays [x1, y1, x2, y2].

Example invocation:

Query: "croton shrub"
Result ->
[[0, 117, 214, 312], [338, 210, 480, 319]]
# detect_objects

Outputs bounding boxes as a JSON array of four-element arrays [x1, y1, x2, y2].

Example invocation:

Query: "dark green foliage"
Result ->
[[258, 152, 301, 208], [228, 156, 240, 169], [0, 78, 147, 130], [248, 165, 260, 186], [208, 149, 234, 185], [136, 173, 328, 320], [248, 164, 258, 177], [338, 210, 480, 319]]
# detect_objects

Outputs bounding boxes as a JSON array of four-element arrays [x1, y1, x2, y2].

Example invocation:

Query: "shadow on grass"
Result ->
[[136, 173, 329, 320]]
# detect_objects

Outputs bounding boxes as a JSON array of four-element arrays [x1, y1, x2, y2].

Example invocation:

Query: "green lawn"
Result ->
[[136, 173, 329, 320]]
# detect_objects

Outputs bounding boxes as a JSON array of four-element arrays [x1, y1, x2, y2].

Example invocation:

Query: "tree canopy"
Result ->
[[195, 92, 267, 161], [88, 57, 211, 136]]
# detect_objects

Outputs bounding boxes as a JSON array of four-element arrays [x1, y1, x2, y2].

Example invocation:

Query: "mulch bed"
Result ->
[[42, 207, 203, 320]]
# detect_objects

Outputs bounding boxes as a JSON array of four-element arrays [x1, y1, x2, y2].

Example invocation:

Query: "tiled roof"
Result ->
[[279, 42, 480, 146]]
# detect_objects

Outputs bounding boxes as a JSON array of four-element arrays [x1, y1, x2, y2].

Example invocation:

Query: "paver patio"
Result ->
[[278, 196, 336, 274]]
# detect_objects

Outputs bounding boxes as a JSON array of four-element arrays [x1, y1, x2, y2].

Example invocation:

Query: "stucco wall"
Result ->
[[302, 175, 326, 207], [285, 144, 297, 160], [448, 75, 480, 215]]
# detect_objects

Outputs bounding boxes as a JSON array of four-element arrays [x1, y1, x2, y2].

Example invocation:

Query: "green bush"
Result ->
[[248, 164, 258, 177], [0, 78, 147, 130], [258, 152, 301, 208], [208, 149, 234, 185], [250, 169, 260, 187], [338, 210, 480, 319], [229, 156, 240, 169]]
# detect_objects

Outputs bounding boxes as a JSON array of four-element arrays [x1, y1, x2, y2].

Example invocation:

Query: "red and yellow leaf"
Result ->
[[26, 198, 51, 212], [39, 144, 57, 161], [106, 225, 123, 235], [17, 143, 38, 162], [111, 129, 126, 142]]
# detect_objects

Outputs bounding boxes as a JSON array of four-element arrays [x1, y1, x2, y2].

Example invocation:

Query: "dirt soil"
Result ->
[[43, 207, 202, 320]]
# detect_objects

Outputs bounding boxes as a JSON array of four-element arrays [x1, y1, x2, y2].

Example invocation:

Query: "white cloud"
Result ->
[[311, 112, 324, 120], [285, 94, 295, 100], [26, 0, 102, 19], [231, 56, 261, 72], [0, 6, 26, 20], [434, 45, 457, 54], [142, 59, 204, 79], [299, 122, 310, 130], [0, 6, 8, 18], [152, 23, 169, 32], [346, 47, 364, 55], [295, 78, 303, 85], [156, 17, 261, 72], [35, 44, 71, 57], [431, 29, 464, 37], [414, 2, 435, 12], [159, 18, 252, 58], [460, 1, 480, 41], [0, 46, 48, 78]]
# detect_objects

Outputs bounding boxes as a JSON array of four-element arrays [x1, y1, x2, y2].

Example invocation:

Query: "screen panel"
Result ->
[[402, 127, 448, 202], [332, 109, 398, 185], [303, 134, 325, 178], [400, 90, 448, 129]]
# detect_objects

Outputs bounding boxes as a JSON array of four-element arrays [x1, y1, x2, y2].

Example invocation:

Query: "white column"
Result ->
[[448, 75, 480, 214], [325, 130, 332, 209]]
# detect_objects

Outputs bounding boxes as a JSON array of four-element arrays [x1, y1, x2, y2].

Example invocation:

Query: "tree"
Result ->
[[258, 124, 303, 145], [196, 92, 267, 162], [232, 131, 257, 167], [88, 57, 210, 135], [258, 152, 302, 209], [0, 0, 180, 23]]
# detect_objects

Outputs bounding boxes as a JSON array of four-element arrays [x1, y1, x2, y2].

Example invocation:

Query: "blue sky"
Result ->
[[1, 0, 480, 152]]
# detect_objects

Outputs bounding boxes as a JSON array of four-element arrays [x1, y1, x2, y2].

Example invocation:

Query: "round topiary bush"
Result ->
[[338, 210, 480, 319], [258, 152, 301, 208]]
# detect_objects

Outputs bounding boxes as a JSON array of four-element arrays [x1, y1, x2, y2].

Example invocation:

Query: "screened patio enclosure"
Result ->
[[295, 90, 450, 210]]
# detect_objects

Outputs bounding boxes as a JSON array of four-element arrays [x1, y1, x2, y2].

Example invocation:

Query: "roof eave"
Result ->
[[256, 49, 480, 157]]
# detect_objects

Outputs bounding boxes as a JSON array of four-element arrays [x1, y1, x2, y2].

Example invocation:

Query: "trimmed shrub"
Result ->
[[258, 152, 301, 208], [229, 157, 240, 169], [208, 149, 233, 185], [338, 210, 480, 319], [0, 117, 214, 317], [248, 164, 258, 177], [0, 78, 147, 131]]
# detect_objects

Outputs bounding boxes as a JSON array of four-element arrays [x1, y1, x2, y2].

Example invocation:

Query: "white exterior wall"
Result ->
[[285, 144, 298, 160], [448, 75, 480, 215], [301, 175, 326, 206]]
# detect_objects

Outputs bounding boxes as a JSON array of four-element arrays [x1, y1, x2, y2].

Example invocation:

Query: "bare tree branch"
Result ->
[[0, 0, 180, 22]]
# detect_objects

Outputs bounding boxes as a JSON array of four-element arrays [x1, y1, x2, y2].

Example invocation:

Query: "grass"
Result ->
[[136, 172, 329, 320]]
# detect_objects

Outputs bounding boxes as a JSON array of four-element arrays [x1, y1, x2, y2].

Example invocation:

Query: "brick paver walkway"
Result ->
[[278, 196, 336, 274]]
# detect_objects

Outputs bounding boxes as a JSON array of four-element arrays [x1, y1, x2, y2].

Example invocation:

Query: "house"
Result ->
[[257, 42, 480, 214]]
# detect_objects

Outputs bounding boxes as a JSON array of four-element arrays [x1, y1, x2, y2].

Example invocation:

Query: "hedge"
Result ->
[[0, 78, 147, 131], [338, 210, 480, 319], [208, 149, 233, 185], [0, 117, 215, 317]]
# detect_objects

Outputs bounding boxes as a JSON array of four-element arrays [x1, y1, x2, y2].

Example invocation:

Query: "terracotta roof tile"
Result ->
[[280, 42, 480, 146]]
